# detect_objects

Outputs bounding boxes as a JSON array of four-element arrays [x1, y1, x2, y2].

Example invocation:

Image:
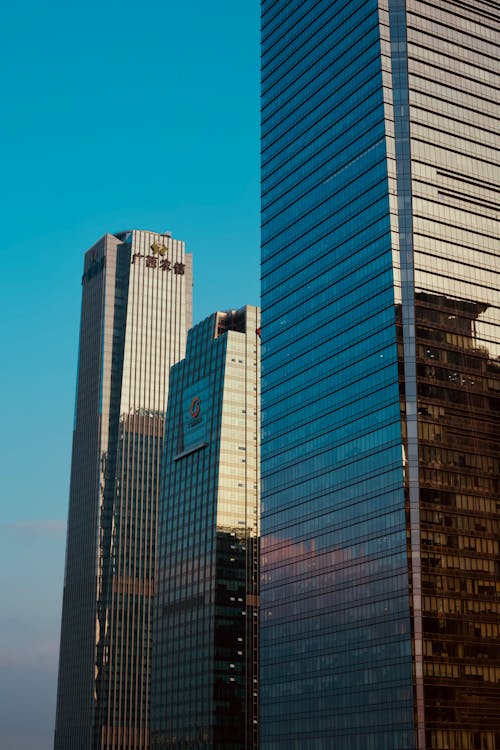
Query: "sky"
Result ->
[[0, 2, 259, 748]]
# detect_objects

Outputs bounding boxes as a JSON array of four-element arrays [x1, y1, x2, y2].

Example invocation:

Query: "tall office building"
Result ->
[[54, 230, 192, 750], [151, 306, 260, 750], [261, 2, 499, 749]]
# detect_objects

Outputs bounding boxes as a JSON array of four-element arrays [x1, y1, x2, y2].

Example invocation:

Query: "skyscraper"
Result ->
[[54, 230, 192, 750], [261, 2, 499, 749], [151, 305, 260, 750]]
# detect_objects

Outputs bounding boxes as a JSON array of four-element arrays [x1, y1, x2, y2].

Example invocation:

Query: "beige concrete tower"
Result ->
[[54, 230, 192, 750]]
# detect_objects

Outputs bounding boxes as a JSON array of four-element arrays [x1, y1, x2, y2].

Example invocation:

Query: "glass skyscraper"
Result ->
[[151, 306, 260, 749], [261, 2, 499, 749], [54, 230, 192, 750]]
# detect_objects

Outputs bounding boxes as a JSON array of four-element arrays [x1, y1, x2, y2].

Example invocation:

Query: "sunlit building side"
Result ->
[[54, 230, 192, 750], [151, 305, 260, 750]]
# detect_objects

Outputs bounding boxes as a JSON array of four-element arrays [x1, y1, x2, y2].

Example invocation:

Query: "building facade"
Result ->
[[151, 306, 260, 749], [54, 230, 192, 750], [261, 2, 499, 749]]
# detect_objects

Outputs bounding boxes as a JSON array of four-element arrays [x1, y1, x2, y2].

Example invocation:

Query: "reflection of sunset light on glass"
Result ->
[[152, 306, 260, 747]]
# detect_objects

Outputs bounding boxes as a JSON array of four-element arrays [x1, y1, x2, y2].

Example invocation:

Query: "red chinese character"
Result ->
[[160, 258, 171, 271], [173, 262, 185, 275], [146, 256, 157, 269]]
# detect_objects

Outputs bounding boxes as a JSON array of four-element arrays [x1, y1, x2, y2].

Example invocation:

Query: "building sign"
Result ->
[[131, 242, 185, 274], [179, 377, 211, 455], [189, 396, 201, 420]]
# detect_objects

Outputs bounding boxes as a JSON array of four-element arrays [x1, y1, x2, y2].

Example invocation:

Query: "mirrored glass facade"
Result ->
[[151, 306, 260, 750], [54, 230, 192, 750], [261, 2, 500, 749]]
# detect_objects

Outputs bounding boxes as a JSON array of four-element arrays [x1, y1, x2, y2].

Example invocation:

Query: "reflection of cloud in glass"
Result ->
[[263, 530, 409, 626]]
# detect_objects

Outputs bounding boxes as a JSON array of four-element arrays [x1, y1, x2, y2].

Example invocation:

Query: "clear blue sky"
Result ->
[[0, 2, 259, 748]]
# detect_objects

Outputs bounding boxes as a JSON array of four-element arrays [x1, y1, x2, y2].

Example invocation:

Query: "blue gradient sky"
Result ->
[[0, 2, 259, 748]]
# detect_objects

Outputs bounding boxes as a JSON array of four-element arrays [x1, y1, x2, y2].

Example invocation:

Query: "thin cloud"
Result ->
[[0, 638, 60, 668], [0, 520, 66, 539]]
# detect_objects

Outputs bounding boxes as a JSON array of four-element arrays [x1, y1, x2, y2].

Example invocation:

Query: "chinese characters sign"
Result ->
[[132, 242, 185, 274]]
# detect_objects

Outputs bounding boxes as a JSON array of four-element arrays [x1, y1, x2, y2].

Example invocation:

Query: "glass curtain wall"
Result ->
[[260, 2, 415, 748]]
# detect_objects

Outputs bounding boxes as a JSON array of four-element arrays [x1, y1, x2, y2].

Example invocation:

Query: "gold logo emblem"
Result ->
[[151, 242, 167, 256]]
